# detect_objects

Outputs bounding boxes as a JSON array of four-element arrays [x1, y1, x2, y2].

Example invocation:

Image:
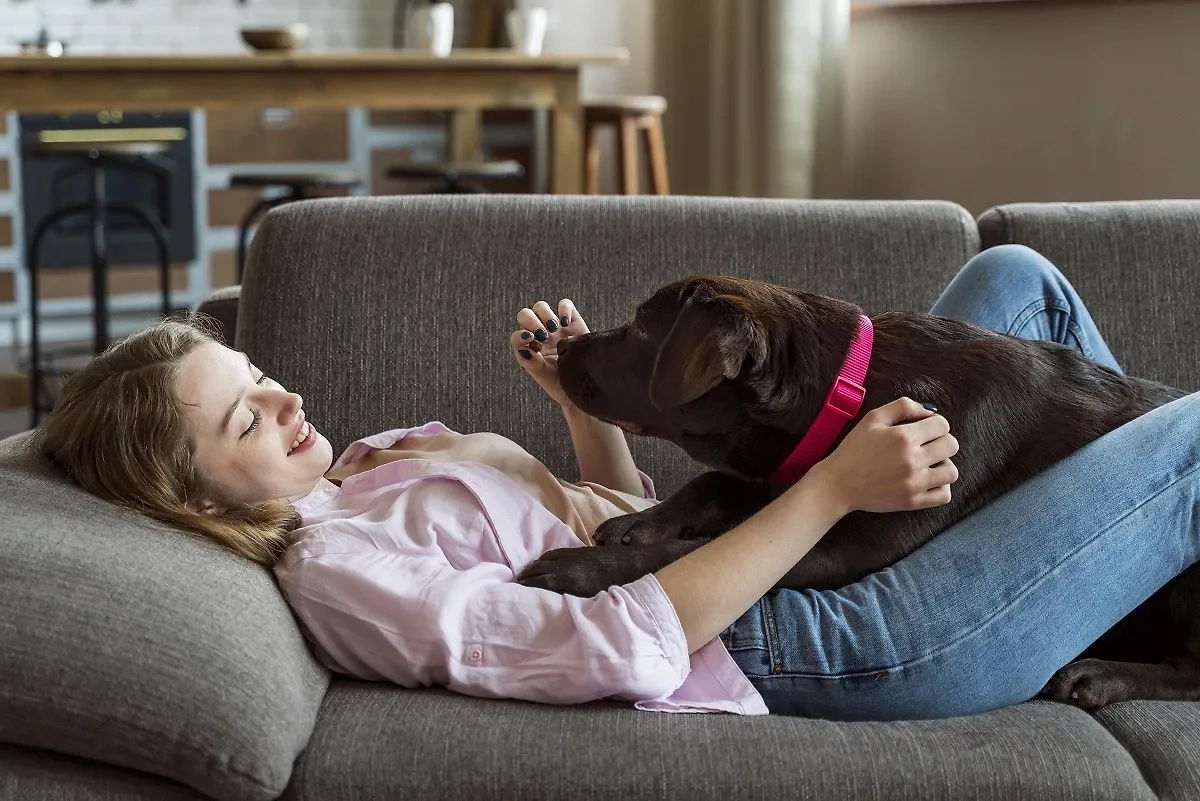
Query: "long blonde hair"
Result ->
[[34, 318, 300, 567]]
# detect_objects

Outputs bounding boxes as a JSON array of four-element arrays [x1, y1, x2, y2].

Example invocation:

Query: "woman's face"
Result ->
[[176, 342, 334, 508]]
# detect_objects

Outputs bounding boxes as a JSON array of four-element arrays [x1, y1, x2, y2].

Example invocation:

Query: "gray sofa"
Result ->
[[2, 196, 1199, 801]]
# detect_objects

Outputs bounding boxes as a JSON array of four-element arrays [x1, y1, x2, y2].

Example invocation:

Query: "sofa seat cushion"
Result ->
[[283, 680, 1154, 801], [0, 434, 330, 801], [1095, 701, 1200, 801]]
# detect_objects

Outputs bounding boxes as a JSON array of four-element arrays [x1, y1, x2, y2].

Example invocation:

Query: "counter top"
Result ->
[[0, 49, 630, 72]]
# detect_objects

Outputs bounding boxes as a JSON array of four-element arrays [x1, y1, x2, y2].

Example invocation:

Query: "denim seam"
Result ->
[[1007, 297, 1095, 360], [765, 459, 1200, 681]]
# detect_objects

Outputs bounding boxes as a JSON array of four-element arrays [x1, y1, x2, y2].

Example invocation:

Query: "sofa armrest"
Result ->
[[196, 285, 241, 347]]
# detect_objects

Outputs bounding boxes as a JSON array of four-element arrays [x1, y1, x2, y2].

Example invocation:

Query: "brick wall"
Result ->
[[7, 0, 397, 53]]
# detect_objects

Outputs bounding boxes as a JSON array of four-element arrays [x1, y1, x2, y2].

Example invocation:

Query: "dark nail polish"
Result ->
[[561, 315, 570, 327], [921, 402, 939, 413], [545, 319, 559, 333], [519, 349, 533, 360], [534, 329, 548, 342], [520, 331, 532, 340]]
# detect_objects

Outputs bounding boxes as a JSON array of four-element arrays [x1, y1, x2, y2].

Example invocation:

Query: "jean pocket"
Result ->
[[760, 596, 785, 675]]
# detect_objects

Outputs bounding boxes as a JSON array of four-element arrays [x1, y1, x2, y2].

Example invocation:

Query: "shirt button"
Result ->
[[469, 649, 482, 661]]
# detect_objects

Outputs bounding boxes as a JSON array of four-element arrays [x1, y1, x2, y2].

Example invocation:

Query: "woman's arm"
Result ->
[[656, 398, 960, 652], [562, 406, 644, 496]]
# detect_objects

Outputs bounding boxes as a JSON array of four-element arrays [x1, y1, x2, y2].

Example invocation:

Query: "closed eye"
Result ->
[[241, 373, 269, 438]]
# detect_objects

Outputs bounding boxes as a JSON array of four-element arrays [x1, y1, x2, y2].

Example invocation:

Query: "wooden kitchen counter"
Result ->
[[0, 49, 630, 193]]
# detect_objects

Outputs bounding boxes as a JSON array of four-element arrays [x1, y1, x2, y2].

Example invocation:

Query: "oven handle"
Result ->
[[36, 127, 188, 144]]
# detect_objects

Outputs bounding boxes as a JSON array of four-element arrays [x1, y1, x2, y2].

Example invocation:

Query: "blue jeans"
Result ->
[[726, 244, 1200, 720]]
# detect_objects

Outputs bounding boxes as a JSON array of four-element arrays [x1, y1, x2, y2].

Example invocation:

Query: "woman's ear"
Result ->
[[186, 498, 225, 516]]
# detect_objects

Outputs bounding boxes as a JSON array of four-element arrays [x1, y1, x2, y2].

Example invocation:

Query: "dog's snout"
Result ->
[[557, 336, 574, 356]]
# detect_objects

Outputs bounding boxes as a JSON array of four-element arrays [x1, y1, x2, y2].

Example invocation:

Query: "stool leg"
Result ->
[[644, 117, 670, 196], [584, 116, 602, 195], [110, 203, 173, 318], [25, 204, 93, 426], [618, 117, 640, 195], [28, 243, 41, 429], [90, 163, 110, 354], [236, 195, 287, 283]]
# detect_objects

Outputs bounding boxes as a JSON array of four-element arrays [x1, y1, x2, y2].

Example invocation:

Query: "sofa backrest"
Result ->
[[239, 196, 979, 493], [979, 201, 1200, 390]]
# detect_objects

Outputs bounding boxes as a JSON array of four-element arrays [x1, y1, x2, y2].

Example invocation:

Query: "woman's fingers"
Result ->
[[557, 299, 588, 335], [516, 307, 550, 342], [922, 432, 960, 465], [531, 301, 560, 334], [926, 459, 960, 488]]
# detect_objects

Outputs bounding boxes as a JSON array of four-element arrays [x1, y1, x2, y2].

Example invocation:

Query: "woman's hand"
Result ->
[[812, 397, 960, 518], [509, 299, 589, 410]]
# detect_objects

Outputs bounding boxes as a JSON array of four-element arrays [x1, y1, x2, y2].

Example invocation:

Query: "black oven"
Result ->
[[18, 112, 196, 268]]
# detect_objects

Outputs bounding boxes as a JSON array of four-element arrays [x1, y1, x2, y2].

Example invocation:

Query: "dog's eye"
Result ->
[[634, 322, 650, 340]]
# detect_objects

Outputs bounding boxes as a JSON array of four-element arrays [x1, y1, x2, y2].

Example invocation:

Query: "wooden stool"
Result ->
[[25, 138, 176, 425], [229, 171, 363, 282], [584, 95, 669, 195]]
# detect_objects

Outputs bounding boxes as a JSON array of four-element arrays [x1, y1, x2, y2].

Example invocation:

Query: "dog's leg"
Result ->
[[593, 471, 771, 547], [1045, 563, 1200, 709], [517, 539, 705, 597], [1042, 658, 1200, 709]]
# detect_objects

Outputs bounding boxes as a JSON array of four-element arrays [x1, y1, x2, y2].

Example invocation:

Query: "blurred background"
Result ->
[[0, 0, 1196, 429]]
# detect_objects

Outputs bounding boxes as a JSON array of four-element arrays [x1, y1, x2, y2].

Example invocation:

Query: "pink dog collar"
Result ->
[[769, 314, 874, 488]]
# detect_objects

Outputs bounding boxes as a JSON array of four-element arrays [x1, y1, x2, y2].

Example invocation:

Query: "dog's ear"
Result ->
[[648, 289, 755, 410]]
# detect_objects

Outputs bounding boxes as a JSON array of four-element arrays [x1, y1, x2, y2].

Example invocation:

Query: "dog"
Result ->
[[516, 274, 1199, 709]]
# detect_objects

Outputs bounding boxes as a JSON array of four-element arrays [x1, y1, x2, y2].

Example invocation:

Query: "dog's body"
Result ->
[[517, 275, 1200, 709]]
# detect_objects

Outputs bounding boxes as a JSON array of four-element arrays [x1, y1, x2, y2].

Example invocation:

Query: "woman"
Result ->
[[36, 245, 1200, 721]]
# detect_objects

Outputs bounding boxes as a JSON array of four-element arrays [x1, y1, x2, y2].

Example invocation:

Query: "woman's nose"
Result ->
[[275, 391, 303, 424]]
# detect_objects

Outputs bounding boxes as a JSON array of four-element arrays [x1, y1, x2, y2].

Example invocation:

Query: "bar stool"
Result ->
[[25, 138, 174, 426], [230, 172, 363, 282], [584, 95, 670, 195], [386, 160, 525, 194]]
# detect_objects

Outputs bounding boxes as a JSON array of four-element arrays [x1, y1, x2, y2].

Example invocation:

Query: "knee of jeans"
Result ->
[[961, 245, 1061, 293]]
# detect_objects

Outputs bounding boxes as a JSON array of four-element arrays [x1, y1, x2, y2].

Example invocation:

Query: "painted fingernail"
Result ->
[[534, 329, 548, 342], [921, 402, 939, 413], [560, 315, 569, 327], [519, 349, 533, 360], [520, 331, 532, 340], [545, 319, 558, 333]]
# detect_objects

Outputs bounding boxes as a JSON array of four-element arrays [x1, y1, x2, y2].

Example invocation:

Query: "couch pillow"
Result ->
[[0, 433, 329, 801]]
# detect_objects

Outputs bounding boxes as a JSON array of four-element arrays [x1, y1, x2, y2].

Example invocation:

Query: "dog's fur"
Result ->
[[516, 275, 1200, 709]]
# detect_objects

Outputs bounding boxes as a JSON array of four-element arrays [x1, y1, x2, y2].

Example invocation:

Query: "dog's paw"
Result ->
[[1041, 659, 1136, 710], [516, 546, 640, 597], [594, 512, 686, 547]]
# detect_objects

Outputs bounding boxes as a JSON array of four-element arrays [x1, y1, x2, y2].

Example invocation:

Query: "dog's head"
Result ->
[[557, 275, 862, 475]]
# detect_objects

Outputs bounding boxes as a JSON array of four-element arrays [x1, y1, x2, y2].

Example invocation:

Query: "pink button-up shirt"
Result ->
[[274, 424, 767, 715]]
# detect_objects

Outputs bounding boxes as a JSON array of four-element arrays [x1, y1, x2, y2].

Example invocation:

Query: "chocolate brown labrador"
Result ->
[[516, 275, 1200, 710]]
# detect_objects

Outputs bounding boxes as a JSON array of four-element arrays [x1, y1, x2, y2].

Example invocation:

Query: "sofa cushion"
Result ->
[[978, 201, 1200, 390], [0, 743, 207, 801], [282, 681, 1154, 801], [0, 434, 330, 801], [195, 284, 241, 346], [240, 195, 978, 494], [1095, 702, 1200, 801]]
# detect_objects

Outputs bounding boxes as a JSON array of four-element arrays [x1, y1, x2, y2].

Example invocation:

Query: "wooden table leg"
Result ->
[[448, 108, 483, 163], [551, 74, 583, 195]]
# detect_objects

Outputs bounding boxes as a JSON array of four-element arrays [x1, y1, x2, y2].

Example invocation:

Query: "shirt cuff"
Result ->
[[637, 470, 657, 501], [624, 573, 690, 677]]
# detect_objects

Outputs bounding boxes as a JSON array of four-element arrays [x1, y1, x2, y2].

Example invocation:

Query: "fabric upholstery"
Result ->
[[0, 744, 207, 801], [0, 434, 330, 801], [1094, 702, 1200, 801], [239, 195, 978, 494], [281, 682, 1154, 801], [195, 284, 242, 346], [978, 201, 1200, 390]]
